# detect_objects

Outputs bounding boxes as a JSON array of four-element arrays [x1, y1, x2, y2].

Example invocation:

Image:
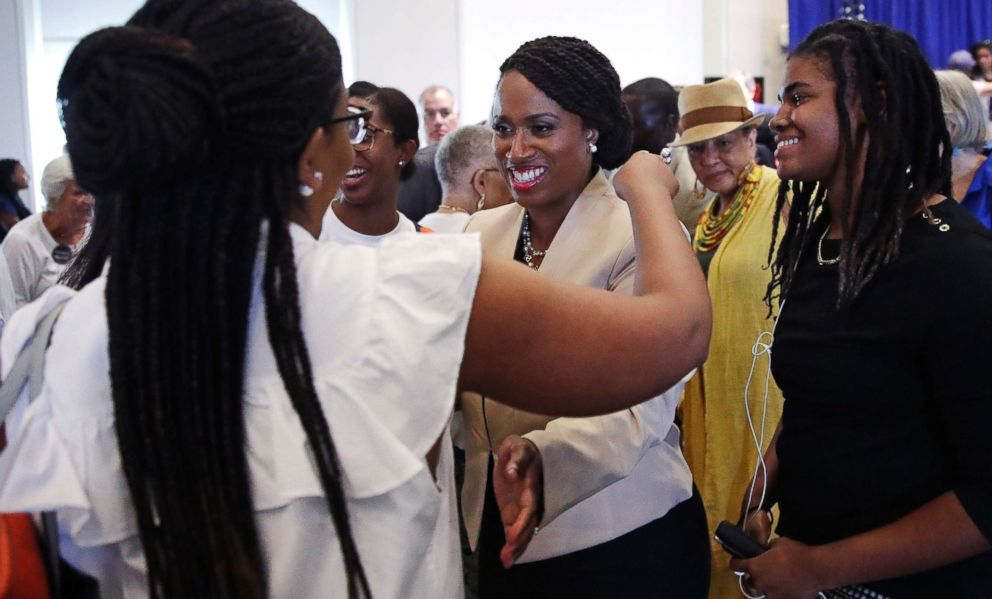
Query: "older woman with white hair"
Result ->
[[0, 154, 92, 309], [419, 124, 513, 233], [937, 70, 992, 228]]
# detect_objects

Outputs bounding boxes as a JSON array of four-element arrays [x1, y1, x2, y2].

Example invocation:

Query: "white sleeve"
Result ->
[[293, 233, 483, 499], [356, 233, 482, 458], [2, 233, 42, 310]]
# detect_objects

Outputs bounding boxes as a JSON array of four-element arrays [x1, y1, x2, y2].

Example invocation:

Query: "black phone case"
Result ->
[[714, 521, 768, 559]]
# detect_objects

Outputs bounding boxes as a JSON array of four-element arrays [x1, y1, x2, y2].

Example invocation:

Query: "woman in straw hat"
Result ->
[[671, 77, 786, 598]]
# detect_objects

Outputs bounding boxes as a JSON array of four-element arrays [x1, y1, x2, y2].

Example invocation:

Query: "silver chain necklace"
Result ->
[[818, 203, 950, 267], [816, 225, 840, 266], [521, 211, 546, 269]]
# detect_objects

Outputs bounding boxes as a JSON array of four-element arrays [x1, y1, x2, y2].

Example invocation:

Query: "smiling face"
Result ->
[[340, 95, 407, 207], [491, 70, 597, 211], [318, 89, 358, 195], [771, 55, 846, 187], [686, 128, 756, 196]]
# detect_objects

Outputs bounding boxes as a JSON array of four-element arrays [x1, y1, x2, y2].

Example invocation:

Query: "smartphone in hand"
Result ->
[[714, 521, 767, 559]]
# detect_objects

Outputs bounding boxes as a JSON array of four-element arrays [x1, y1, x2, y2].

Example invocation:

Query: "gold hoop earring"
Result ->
[[693, 176, 707, 200]]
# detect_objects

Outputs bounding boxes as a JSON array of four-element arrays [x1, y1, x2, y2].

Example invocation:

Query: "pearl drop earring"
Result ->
[[299, 170, 323, 197]]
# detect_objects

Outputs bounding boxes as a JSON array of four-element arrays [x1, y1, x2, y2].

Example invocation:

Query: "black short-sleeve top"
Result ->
[[771, 199, 992, 597]]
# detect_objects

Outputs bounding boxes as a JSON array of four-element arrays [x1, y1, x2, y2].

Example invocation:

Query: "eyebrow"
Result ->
[[493, 112, 560, 122], [778, 81, 812, 100]]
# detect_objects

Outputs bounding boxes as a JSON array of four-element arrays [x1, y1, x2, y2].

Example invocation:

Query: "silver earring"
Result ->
[[398, 160, 406, 167], [477, 194, 486, 211], [315, 171, 323, 182], [588, 142, 598, 153], [505, 151, 511, 160]]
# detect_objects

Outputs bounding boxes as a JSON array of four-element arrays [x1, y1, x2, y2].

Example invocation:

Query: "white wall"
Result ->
[[11, 0, 352, 207], [350, 0, 460, 112], [4, 0, 789, 196], [704, 0, 788, 105], [0, 0, 36, 206], [458, 0, 705, 125]]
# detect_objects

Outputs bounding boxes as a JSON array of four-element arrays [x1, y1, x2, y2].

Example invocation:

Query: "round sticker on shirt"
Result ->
[[52, 244, 73, 265]]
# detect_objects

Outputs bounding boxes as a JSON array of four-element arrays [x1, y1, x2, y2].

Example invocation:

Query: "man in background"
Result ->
[[397, 85, 461, 222], [622, 77, 710, 229]]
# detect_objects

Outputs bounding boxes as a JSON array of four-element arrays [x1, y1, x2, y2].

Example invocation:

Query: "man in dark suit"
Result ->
[[397, 85, 459, 222]]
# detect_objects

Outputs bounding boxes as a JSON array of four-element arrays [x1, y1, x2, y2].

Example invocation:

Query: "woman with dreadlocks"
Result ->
[[0, 2, 709, 599], [729, 19, 992, 599], [461, 36, 710, 598]]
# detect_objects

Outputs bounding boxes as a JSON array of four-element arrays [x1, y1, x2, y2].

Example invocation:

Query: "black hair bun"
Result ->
[[57, 26, 222, 194]]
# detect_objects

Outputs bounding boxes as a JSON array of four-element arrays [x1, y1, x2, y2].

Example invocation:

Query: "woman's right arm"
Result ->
[[459, 152, 711, 418]]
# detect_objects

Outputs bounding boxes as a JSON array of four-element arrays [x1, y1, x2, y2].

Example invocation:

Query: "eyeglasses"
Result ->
[[353, 123, 394, 152], [329, 106, 372, 145]]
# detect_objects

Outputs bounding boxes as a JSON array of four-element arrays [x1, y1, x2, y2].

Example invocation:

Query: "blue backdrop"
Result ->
[[789, 1, 992, 69]]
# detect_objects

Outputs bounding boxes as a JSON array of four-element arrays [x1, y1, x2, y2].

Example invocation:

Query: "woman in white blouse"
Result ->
[[0, 2, 709, 599]]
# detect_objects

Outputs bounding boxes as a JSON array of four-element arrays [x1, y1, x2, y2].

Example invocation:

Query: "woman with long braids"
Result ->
[[730, 20, 992, 598], [0, 2, 710, 598], [462, 36, 710, 598]]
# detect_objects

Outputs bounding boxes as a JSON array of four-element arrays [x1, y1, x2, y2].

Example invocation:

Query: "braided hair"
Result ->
[[56, 1, 370, 597], [499, 36, 632, 169], [765, 19, 951, 309]]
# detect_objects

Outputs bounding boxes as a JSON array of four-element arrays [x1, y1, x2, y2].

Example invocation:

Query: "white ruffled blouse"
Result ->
[[0, 225, 481, 599]]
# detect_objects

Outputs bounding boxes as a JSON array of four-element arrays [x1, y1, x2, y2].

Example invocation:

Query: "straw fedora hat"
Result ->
[[669, 77, 766, 147]]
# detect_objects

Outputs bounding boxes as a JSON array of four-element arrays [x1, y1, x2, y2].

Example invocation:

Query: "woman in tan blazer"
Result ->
[[462, 36, 710, 598]]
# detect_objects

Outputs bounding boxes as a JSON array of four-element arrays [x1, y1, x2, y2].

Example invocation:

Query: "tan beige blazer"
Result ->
[[460, 170, 693, 563]]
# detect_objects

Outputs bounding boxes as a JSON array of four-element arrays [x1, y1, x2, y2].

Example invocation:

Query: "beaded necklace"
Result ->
[[521, 211, 546, 269], [693, 161, 761, 254]]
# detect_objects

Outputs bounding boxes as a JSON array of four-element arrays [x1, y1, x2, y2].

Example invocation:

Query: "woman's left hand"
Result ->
[[729, 537, 827, 599], [492, 435, 544, 568]]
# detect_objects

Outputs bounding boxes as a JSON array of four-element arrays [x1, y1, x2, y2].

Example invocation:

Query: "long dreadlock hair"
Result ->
[[499, 36, 633, 170], [764, 19, 951, 310], [56, 1, 370, 597]]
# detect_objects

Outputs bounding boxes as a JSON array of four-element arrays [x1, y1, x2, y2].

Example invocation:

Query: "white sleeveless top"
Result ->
[[0, 225, 481, 599]]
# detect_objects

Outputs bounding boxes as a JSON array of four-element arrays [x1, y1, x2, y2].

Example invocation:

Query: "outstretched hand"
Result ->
[[492, 435, 544, 568]]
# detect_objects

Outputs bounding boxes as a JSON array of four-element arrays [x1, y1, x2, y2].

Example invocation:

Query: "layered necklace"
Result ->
[[693, 161, 761, 254], [521, 211, 546, 269]]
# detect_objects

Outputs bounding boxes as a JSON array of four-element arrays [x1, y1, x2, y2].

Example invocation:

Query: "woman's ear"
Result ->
[[297, 127, 328, 193], [470, 168, 487, 197], [398, 139, 418, 166], [585, 128, 600, 146]]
